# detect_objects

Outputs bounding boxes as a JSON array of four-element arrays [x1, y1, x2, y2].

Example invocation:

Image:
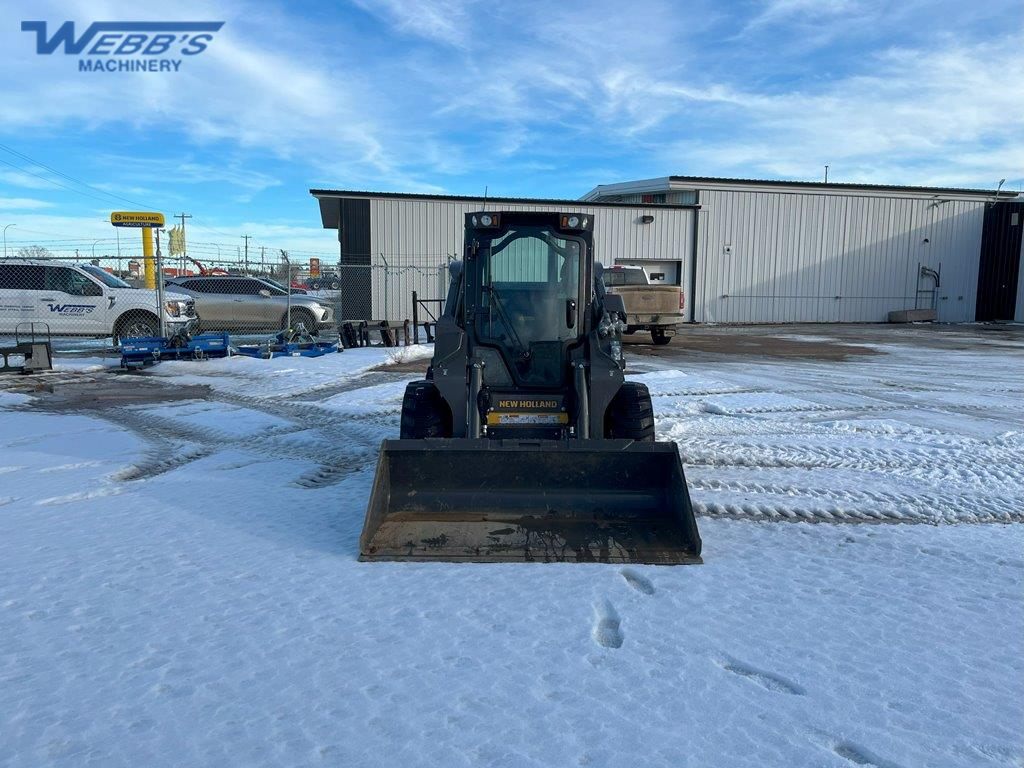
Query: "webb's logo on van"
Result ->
[[48, 304, 96, 315], [21, 21, 224, 73]]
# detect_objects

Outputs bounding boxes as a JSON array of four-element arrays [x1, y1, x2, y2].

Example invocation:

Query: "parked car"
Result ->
[[602, 265, 685, 345], [0, 259, 196, 340], [257, 277, 307, 295], [306, 273, 341, 290], [165, 275, 335, 334]]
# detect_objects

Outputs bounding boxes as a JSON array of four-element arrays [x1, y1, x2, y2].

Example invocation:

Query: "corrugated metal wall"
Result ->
[[695, 189, 986, 323], [367, 199, 694, 322]]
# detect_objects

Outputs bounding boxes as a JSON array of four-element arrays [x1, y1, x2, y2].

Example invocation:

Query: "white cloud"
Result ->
[[648, 35, 1024, 185], [0, 170, 61, 190], [742, 0, 861, 31], [350, 0, 477, 48], [0, 197, 55, 210]]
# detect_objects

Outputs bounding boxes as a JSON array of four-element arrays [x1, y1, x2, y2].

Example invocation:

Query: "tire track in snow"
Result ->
[[101, 392, 402, 489], [679, 438, 1023, 480], [689, 477, 1024, 523]]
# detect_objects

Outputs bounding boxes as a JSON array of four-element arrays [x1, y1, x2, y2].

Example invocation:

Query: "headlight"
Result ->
[[471, 213, 501, 228], [559, 213, 591, 231]]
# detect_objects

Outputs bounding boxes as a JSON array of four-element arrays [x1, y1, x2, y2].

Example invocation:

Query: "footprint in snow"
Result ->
[[592, 600, 623, 649], [620, 568, 655, 595], [833, 741, 902, 768], [716, 657, 805, 695]]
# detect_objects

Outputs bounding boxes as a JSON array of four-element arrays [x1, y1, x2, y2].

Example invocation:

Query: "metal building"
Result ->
[[311, 178, 1022, 325], [311, 190, 697, 323], [584, 176, 1020, 324]]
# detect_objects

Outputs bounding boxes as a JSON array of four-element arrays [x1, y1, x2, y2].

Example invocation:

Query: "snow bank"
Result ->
[[149, 344, 433, 399], [51, 356, 115, 373], [0, 391, 34, 408]]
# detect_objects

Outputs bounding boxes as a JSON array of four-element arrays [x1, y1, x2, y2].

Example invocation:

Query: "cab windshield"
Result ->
[[80, 265, 131, 288], [477, 225, 583, 385]]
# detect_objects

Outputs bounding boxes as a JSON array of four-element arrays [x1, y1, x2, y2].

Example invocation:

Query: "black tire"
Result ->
[[284, 308, 318, 336], [114, 310, 160, 342], [605, 382, 656, 442], [400, 381, 451, 439], [651, 328, 671, 345]]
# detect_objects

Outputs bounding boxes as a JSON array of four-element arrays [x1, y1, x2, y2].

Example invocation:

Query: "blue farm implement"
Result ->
[[121, 332, 230, 369], [234, 326, 341, 359]]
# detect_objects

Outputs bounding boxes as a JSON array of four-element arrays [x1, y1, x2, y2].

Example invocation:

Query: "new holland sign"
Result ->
[[110, 211, 165, 228]]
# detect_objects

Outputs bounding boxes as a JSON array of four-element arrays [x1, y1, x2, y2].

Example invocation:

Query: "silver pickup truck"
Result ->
[[603, 265, 685, 345]]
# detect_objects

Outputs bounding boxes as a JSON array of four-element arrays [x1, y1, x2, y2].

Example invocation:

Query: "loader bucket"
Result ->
[[359, 438, 702, 564]]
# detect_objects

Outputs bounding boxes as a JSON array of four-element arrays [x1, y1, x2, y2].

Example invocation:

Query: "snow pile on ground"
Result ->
[[148, 344, 433, 399], [0, 391, 34, 407], [52, 357, 116, 374], [631, 346, 1024, 524]]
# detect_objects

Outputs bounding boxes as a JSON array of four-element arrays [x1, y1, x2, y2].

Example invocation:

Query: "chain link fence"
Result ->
[[1, 248, 452, 362]]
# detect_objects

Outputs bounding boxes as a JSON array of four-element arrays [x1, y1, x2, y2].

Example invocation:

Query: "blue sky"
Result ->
[[1, 0, 1021, 260]]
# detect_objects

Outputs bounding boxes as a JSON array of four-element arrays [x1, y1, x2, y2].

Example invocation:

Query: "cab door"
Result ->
[[0, 264, 44, 333], [40, 265, 107, 334]]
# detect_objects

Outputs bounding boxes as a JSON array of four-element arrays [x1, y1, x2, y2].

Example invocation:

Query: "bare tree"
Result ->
[[16, 245, 52, 259]]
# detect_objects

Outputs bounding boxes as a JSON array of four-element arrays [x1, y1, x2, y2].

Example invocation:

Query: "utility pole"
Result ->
[[824, 165, 829, 183], [175, 212, 191, 275], [280, 249, 291, 328], [2, 223, 15, 258], [242, 234, 251, 274], [260, 245, 265, 276], [155, 229, 166, 337]]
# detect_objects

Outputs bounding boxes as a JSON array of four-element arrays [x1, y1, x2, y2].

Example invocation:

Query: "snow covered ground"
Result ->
[[1, 333, 1022, 767]]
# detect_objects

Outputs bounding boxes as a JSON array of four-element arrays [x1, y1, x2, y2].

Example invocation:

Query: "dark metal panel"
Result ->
[[318, 196, 340, 229], [976, 201, 1024, 321], [339, 197, 372, 320]]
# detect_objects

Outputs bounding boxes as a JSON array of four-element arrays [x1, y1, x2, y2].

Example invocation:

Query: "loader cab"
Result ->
[[464, 211, 592, 389]]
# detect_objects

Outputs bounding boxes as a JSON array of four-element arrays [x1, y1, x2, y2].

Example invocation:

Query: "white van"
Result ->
[[0, 260, 196, 340]]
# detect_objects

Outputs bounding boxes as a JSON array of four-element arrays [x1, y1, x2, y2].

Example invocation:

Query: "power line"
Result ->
[[0, 142, 160, 210], [0, 156, 129, 207]]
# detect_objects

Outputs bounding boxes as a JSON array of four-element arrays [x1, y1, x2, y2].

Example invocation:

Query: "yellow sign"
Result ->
[[110, 211, 165, 228]]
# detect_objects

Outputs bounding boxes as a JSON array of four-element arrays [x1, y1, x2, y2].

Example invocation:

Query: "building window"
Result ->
[[641, 193, 666, 204]]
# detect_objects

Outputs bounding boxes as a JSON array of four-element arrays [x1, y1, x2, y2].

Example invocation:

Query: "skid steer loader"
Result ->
[[360, 211, 701, 564]]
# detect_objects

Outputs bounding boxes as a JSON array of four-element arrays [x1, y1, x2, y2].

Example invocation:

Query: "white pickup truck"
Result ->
[[602, 265, 685, 345], [0, 259, 196, 340]]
